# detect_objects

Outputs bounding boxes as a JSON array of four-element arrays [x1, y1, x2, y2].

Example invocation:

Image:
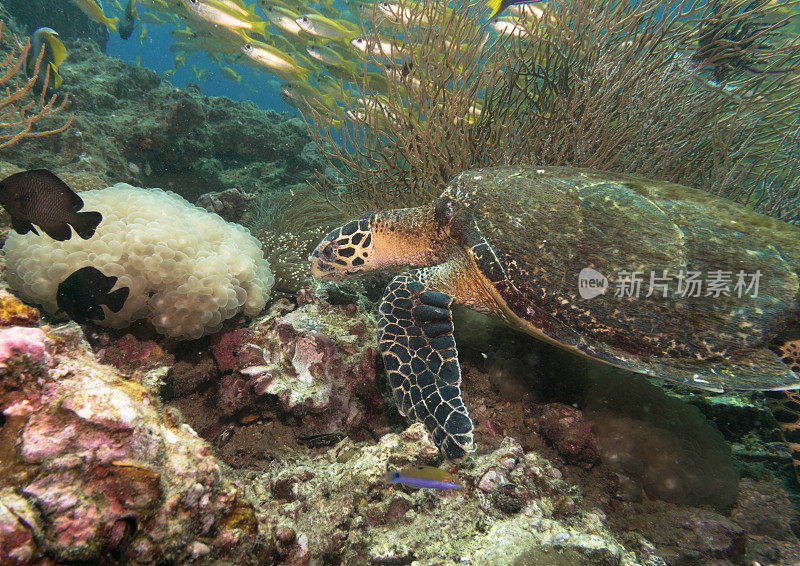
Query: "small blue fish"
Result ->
[[386, 466, 462, 489]]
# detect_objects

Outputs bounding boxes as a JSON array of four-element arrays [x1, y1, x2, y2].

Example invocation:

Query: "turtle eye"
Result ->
[[320, 242, 337, 262], [244, 43, 252, 51]]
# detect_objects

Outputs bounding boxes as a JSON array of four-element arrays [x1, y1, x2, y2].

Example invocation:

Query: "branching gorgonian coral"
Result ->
[[309, 0, 515, 211], [0, 21, 73, 149], [308, 0, 800, 214], [735, 124, 800, 223]]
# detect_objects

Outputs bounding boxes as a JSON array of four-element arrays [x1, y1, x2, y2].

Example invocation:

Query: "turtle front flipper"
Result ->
[[379, 269, 474, 459], [766, 337, 800, 482]]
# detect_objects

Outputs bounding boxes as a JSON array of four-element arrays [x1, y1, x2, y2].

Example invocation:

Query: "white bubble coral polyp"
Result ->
[[3, 183, 274, 340]]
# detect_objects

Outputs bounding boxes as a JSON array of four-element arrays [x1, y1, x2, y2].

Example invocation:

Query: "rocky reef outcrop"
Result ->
[[0, 32, 314, 204], [0, 297, 263, 564], [158, 294, 389, 468]]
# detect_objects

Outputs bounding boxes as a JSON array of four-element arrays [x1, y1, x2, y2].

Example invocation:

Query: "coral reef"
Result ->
[[197, 188, 257, 224], [238, 430, 657, 565], [94, 333, 176, 382], [0, 38, 312, 202], [0, 285, 798, 564], [201, 294, 385, 441], [0, 161, 109, 193], [0, 5, 795, 559], [0, 323, 263, 564], [0, 288, 39, 327], [538, 404, 601, 467]]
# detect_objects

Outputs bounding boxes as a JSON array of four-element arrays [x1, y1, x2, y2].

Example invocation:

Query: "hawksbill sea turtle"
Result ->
[[310, 167, 800, 477]]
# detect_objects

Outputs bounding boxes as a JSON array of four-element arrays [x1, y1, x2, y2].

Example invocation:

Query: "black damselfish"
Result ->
[[0, 169, 103, 241], [57, 266, 130, 323]]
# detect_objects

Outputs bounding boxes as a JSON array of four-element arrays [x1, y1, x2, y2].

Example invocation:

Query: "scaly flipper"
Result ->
[[766, 338, 800, 482], [378, 269, 474, 459]]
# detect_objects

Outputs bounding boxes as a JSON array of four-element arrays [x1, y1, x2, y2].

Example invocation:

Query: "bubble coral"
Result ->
[[3, 184, 274, 339]]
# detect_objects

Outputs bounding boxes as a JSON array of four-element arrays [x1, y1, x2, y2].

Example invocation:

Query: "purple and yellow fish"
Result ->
[[386, 466, 462, 489]]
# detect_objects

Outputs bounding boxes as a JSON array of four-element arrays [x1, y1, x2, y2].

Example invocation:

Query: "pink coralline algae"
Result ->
[[95, 333, 176, 378], [0, 327, 48, 365], [210, 298, 385, 439], [0, 323, 261, 565], [0, 491, 38, 563]]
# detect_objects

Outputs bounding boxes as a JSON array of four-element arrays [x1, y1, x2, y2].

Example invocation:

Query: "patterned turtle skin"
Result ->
[[769, 338, 800, 479], [310, 167, 800, 463]]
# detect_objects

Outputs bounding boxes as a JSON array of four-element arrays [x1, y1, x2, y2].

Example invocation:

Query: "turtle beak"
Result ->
[[311, 233, 354, 280], [310, 217, 375, 279], [309, 239, 338, 280]]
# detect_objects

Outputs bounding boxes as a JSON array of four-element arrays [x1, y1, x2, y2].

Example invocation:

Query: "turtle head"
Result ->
[[310, 215, 375, 280], [310, 205, 451, 280]]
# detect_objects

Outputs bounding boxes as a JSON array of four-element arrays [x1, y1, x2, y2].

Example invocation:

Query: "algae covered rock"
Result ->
[[585, 368, 740, 510], [0, 289, 39, 328], [0, 322, 264, 565], [236, 427, 660, 565], [210, 295, 386, 439]]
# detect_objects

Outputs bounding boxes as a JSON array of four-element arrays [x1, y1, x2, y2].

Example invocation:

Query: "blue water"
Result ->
[[107, 19, 296, 114]]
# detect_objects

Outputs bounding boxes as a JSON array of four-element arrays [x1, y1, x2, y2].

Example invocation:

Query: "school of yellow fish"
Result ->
[[68, 0, 550, 128]]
